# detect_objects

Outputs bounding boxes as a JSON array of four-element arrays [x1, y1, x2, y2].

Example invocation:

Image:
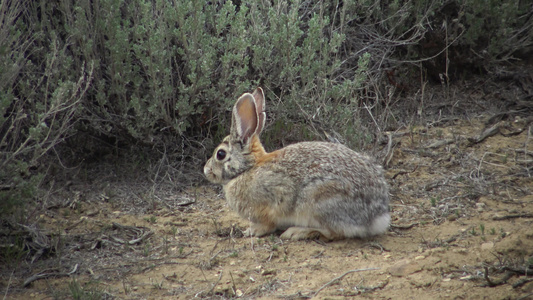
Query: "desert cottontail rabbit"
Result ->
[[204, 88, 390, 240]]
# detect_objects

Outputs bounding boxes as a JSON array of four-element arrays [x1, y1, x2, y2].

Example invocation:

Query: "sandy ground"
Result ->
[[3, 116, 533, 299]]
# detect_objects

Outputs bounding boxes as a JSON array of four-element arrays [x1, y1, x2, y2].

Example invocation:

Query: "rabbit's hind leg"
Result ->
[[242, 222, 277, 237], [280, 227, 340, 241]]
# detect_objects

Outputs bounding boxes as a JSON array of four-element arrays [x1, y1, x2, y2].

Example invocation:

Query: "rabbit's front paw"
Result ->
[[242, 223, 276, 237], [281, 227, 334, 241]]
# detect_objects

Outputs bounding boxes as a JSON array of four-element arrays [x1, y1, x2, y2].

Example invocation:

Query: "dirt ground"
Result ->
[[2, 110, 533, 299]]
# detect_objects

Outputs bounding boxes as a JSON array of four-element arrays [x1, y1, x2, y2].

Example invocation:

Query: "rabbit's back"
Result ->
[[278, 142, 386, 187]]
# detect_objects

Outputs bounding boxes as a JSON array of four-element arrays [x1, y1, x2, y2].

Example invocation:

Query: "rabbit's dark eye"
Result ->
[[216, 149, 227, 161]]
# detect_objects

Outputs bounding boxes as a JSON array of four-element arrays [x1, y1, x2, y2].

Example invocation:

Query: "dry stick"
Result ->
[[205, 271, 223, 296], [383, 132, 394, 167], [210, 249, 223, 263], [390, 222, 419, 230], [427, 138, 454, 149], [3, 270, 14, 300], [505, 265, 533, 276], [468, 122, 502, 145], [513, 277, 533, 289], [492, 214, 533, 220], [23, 264, 78, 287], [525, 124, 532, 177], [518, 293, 533, 300], [483, 266, 497, 287], [364, 242, 390, 252], [391, 165, 419, 180], [483, 266, 514, 287], [313, 267, 379, 298], [229, 271, 238, 296]]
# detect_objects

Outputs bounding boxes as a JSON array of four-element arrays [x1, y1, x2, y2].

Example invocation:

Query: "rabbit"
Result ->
[[204, 87, 390, 241]]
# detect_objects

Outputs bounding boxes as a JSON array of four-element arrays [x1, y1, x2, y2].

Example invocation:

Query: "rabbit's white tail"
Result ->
[[339, 213, 390, 238], [368, 213, 390, 236]]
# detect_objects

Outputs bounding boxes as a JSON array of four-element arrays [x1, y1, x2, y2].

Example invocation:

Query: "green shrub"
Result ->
[[59, 0, 253, 142], [0, 0, 92, 216], [461, 0, 531, 60], [413, 0, 532, 81]]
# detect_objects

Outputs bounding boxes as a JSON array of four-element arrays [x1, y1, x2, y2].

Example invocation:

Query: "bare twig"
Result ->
[[483, 266, 497, 287], [482, 266, 514, 287], [355, 279, 389, 293], [383, 132, 394, 167], [128, 231, 154, 245], [468, 122, 502, 145], [391, 165, 419, 180], [390, 223, 419, 230], [504, 265, 533, 276], [427, 139, 454, 149], [364, 242, 390, 252], [517, 293, 533, 300], [512, 278, 533, 289], [23, 264, 78, 287], [313, 267, 379, 297], [204, 271, 223, 297], [492, 214, 533, 220], [3, 270, 14, 300]]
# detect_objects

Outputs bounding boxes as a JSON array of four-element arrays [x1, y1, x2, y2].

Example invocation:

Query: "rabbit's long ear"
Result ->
[[252, 87, 266, 135], [230, 93, 258, 145]]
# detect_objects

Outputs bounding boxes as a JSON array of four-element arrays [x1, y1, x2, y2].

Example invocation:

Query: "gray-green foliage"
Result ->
[[67, 0, 397, 147], [61, 0, 256, 141], [461, 0, 532, 60], [0, 0, 92, 215]]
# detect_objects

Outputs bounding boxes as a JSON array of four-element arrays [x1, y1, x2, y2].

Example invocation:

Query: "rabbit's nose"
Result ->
[[203, 160, 214, 177]]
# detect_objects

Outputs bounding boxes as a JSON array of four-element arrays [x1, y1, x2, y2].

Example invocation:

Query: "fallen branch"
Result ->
[[468, 122, 502, 145], [515, 149, 533, 156], [4, 270, 14, 299], [486, 110, 531, 125], [382, 132, 394, 167], [111, 222, 153, 244], [128, 230, 154, 245], [512, 277, 533, 289], [364, 242, 390, 252], [444, 236, 458, 244], [390, 223, 419, 230], [204, 271, 223, 297], [66, 219, 84, 230], [313, 267, 379, 297], [391, 165, 419, 180], [427, 139, 454, 149], [0, 184, 14, 191], [112, 222, 142, 233], [492, 214, 533, 220], [518, 293, 533, 300], [504, 266, 533, 276], [356, 279, 389, 293], [23, 264, 78, 287], [482, 266, 514, 287], [175, 198, 196, 206]]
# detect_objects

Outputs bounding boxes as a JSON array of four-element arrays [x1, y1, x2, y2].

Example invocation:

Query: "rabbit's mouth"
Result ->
[[203, 163, 217, 183], [204, 160, 229, 184]]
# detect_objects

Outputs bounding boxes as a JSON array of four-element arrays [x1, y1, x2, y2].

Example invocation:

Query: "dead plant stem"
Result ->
[[313, 267, 379, 298], [3, 270, 13, 300]]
